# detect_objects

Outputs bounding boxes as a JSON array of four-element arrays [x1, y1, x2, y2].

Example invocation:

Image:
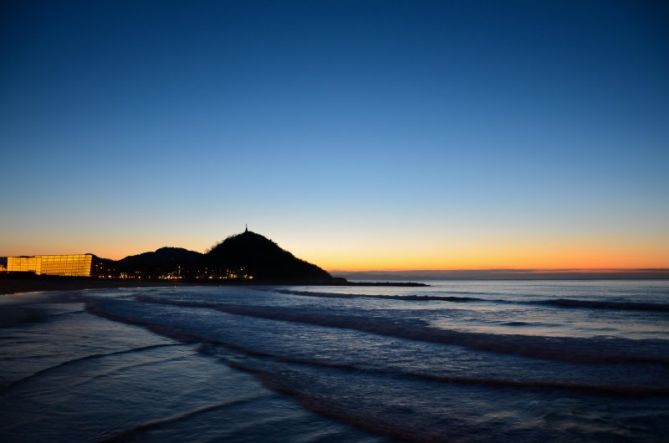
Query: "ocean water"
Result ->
[[1, 281, 668, 442]]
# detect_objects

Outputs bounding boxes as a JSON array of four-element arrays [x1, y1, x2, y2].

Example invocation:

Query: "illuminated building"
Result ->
[[6, 254, 93, 277]]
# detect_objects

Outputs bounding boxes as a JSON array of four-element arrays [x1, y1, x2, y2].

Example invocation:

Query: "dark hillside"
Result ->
[[117, 247, 203, 278], [205, 230, 333, 283]]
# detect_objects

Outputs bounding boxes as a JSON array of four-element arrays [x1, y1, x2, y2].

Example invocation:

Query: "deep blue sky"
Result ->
[[1, 0, 668, 269]]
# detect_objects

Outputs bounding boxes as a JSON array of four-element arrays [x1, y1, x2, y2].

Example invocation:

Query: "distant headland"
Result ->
[[1, 230, 338, 284], [0, 230, 426, 289]]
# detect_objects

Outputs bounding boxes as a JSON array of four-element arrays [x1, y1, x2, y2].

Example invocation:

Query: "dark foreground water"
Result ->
[[1, 281, 668, 442]]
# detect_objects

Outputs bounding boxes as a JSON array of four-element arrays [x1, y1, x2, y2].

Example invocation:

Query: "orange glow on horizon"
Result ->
[[325, 265, 669, 273], [3, 232, 668, 273], [35, 241, 669, 272], [302, 243, 669, 272]]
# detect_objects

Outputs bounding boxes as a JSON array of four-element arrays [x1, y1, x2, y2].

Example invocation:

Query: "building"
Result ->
[[6, 254, 93, 277]]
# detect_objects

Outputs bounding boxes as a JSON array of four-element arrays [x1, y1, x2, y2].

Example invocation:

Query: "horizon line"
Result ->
[[2, 253, 668, 274], [330, 268, 669, 273]]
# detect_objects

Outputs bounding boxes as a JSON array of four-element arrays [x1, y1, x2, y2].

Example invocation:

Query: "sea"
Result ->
[[1, 280, 668, 442]]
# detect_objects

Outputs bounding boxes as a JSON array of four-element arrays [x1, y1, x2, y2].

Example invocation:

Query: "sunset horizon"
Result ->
[[2, 1, 668, 275], [2, 1, 668, 441], [3, 226, 669, 272]]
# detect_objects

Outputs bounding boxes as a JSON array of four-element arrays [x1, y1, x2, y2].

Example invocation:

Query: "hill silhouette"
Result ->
[[117, 247, 203, 279], [205, 230, 335, 283], [106, 231, 339, 283]]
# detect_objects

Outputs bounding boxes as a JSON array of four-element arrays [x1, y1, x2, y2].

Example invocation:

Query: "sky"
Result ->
[[1, 0, 668, 271]]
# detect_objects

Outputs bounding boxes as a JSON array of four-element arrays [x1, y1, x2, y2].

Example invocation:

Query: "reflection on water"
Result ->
[[1, 281, 668, 442]]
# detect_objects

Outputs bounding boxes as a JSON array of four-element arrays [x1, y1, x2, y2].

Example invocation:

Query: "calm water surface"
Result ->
[[1, 281, 668, 442]]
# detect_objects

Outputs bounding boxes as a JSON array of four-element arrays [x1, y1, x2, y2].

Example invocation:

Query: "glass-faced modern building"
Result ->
[[6, 254, 93, 277]]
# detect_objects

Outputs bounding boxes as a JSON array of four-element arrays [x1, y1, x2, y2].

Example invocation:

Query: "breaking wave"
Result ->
[[7, 282, 669, 443], [273, 289, 669, 312], [116, 296, 669, 366], [542, 298, 669, 312], [273, 289, 485, 302], [204, 345, 669, 398], [83, 298, 669, 398]]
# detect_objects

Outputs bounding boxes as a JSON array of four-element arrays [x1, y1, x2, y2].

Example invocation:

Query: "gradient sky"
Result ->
[[1, 0, 668, 270]]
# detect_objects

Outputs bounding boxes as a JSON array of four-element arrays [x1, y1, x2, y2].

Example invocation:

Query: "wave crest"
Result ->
[[126, 296, 669, 366]]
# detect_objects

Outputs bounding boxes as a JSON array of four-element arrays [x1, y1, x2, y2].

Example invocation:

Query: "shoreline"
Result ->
[[0, 278, 184, 296], [0, 277, 427, 296]]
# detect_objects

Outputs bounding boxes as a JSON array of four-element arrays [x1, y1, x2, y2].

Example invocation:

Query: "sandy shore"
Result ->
[[0, 278, 182, 296]]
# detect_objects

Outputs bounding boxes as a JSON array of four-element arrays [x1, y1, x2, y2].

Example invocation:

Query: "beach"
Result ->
[[1, 281, 668, 442]]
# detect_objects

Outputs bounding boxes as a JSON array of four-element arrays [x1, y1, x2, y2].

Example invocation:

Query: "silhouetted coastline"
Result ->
[[94, 230, 341, 283], [0, 230, 433, 296], [0, 275, 427, 296], [2, 230, 341, 285]]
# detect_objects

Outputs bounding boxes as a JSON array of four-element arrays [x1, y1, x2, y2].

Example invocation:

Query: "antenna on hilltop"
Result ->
[[245, 224, 248, 233]]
